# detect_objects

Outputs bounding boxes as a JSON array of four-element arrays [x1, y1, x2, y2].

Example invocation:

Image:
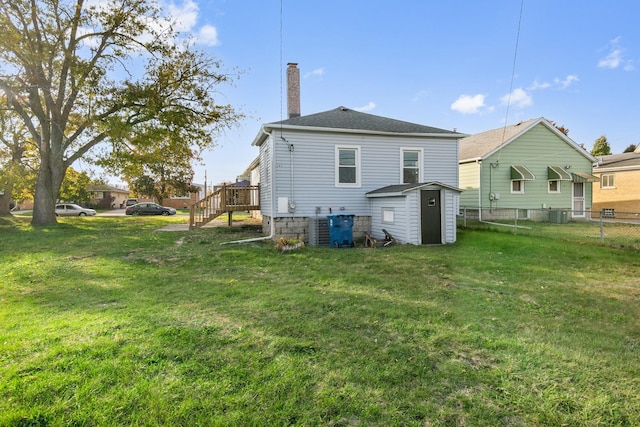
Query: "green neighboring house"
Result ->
[[459, 118, 597, 220]]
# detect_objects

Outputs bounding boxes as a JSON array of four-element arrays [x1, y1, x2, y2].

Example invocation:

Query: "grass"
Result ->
[[1, 214, 640, 426]]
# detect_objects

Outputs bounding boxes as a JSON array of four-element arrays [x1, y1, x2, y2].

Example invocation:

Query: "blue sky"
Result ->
[[147, 0, 640, 186]]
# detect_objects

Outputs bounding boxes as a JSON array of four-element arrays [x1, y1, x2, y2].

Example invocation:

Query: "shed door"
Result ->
[[421, 190, 441, 244]]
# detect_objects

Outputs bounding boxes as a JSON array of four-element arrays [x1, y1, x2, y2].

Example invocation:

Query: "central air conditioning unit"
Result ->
[[308, 217, 330, 246]]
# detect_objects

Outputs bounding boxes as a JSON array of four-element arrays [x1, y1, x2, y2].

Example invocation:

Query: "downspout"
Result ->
[[477, 160, 482, 221], [222, 129, 275, 245]]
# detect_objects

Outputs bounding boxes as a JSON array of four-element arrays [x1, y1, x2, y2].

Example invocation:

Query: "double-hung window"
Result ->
[[401, 149, 422, 184], [601, 174, 615, 189], [335, 146, 360, 187]]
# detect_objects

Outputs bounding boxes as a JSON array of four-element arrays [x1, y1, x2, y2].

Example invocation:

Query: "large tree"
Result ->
[[0, 108, 37, 214], [591, 135, 612, 157], [0, 0, 240, 225]]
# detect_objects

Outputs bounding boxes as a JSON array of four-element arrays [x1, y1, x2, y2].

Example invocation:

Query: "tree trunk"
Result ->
[[0, 192, 11, 216], [31, 153, 65, 226]]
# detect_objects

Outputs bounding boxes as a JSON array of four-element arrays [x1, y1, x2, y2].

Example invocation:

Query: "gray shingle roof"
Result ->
[[366, 182, 462, 196], [268, 106, 461, 135], [594, 152, 640, 169]]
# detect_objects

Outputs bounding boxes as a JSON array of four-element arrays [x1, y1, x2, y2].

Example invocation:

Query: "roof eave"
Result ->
[[263, 123, 466, 139]]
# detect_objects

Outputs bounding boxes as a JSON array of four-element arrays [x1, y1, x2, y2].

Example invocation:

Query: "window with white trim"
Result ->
[[335, 146, 360, 187], [601, 174, 615, 189], [548, 180, 560, 193], [511, 180, 524, 194], [382, 208, 395, 224], [401, 149, 422, 184]]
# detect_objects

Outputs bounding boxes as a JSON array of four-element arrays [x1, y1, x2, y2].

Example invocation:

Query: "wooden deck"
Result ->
[[189, 185, 260, 230]]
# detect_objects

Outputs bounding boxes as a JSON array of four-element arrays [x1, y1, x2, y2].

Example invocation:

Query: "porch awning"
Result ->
[[572, 172, 599, 183], [547, 166, 572, 180], [511, 165, 535, 180]]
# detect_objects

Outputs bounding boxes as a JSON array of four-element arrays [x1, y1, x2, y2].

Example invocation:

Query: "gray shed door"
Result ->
[[421, 190, 441, 244]]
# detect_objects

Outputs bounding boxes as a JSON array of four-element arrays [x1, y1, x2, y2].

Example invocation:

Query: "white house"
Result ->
[[251, 104, 464, 244]]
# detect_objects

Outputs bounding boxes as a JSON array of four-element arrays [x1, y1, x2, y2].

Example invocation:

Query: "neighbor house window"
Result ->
[[548, 180, 560, 193], [92, 192, 104, 199], [382, 208, 395, 224], [601, 174, 615, 189], [511, 180, 524, 194], [335, 146, 361, 187], [401, 149, 422, 184]]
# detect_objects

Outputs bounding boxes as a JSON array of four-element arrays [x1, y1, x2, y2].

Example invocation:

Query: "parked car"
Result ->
[[125, 202, 176, 216], [55, 204, 97, 217], [125, 198, 138, 207]]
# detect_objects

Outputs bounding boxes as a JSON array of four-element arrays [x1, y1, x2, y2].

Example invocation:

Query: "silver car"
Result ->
[[55, 203, 97, 217]]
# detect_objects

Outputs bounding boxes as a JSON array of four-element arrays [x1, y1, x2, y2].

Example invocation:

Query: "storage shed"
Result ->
[[366, 182, 462, 245]]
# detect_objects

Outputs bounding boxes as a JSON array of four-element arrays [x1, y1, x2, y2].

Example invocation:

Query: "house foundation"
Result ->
[[262, 215, 371, 244]]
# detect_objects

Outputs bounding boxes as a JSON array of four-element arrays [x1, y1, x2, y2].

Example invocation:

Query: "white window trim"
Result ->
[[511, 180, 525, 194], [335, 145, 361, 188], [400, 148, 423, 184], [548, 180, 560, 193], [382, 207, 395, 224], [601, 174, 615, 189]]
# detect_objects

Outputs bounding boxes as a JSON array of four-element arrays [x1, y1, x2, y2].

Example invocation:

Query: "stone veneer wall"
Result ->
[[262, 215, 371, 243]]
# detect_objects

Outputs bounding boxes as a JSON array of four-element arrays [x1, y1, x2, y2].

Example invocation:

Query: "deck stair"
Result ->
[[189, 184, 259, 230]]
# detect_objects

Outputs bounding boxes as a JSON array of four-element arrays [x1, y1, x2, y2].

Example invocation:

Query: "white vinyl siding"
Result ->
[[269, 130, 458, 218]]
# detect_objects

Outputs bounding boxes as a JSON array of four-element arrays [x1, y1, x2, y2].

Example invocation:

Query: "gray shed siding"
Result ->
[[271, 129, 458, 218], [369, 185, 459, 245], [369, 196, 411, 243]]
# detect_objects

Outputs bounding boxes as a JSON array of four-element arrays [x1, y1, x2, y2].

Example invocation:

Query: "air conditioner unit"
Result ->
[[308, 217, 330, 246]]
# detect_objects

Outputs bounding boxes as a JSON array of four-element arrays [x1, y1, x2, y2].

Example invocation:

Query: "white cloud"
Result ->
[[528, 80, 551, 91], [598, 37, 633, 70], [555, 74, 579, 89], [197, 25, 220, 46], [354, 102, 376, 112], [450, 94, 486, 114], [501, 88, 532, 109], [303, 68, 325, 79], [599, 49, 623, 69], [167, 0, 199, 32]]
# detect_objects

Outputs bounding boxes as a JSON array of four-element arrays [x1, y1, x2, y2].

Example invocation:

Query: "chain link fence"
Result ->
[[458, 207, 640, 250]]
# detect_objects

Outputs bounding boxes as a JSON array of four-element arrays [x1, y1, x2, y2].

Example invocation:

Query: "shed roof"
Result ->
[[366, 181, 462, 197]]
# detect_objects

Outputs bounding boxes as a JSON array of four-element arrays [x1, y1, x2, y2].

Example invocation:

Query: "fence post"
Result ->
[[600, 211, 605, 244], [463, 207, 467, 227], [514, 208, 518, 234]]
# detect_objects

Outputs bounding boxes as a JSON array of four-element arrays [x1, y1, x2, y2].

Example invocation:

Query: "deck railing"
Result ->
[[189, 185, 260, 230]]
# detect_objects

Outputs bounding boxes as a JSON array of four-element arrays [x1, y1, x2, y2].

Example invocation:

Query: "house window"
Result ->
[[92, 192, 104, 199], [382, 208, 395, 224], [548, 180, 560, 193], [511, 180, 524, 194], [335, 146, 360, 187], [401, 149, 422, 184], [601, 174, 615, 189]]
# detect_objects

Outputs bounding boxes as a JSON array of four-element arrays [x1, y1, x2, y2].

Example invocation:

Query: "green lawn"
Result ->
[[1, 215, 639, 426]]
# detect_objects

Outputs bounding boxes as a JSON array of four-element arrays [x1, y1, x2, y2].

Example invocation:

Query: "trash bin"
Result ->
[[327, 213, 355, 248]]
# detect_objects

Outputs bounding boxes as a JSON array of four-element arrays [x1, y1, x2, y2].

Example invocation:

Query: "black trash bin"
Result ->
[[327, 213, 355, 248]]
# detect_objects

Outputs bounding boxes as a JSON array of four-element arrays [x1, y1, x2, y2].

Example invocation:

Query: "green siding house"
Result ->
[[459, 118, 597, 220]]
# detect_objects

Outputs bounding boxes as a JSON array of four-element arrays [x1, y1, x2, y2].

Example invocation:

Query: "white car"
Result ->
[[55, 203, 97, 217]]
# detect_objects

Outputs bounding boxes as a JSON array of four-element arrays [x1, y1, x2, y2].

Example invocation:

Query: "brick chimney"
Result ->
[[287, 63, 300, 118]]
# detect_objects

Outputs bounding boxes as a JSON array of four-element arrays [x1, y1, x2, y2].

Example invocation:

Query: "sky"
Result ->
[[121, 0, 640, 187]]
